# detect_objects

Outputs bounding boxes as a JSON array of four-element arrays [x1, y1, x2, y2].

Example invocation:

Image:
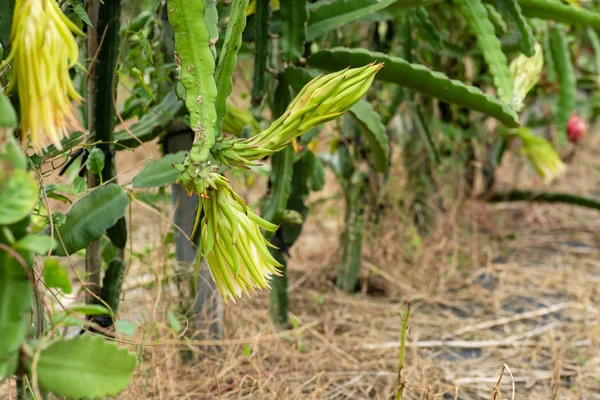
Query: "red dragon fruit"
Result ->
[[566, 114, 588, 143]]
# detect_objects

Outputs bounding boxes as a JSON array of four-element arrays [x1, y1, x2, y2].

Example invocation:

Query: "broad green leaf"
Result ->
[[495, 0, 536, 57], [68, 304, 111, 316], [115, 320, 137, 336], [15, 235, 56, 255], [215, 0, 250, 135], [0, 246, 32, 380], [518, 0, 600, 29], [348, 100, 390, 173], [131, 151, 186, 188], [28, 335, 136, 399], [308, 47, 520, 127], [455, 0, 513, 104], [0, 88, 17, 129], [71, 176, 87, 194], [307, 0, 397, 41], [113, 90, 184, 149], [0, 170, 39, 225], [280, 0, 308, 62], [54, 184, 129, 256], [43, 258, 72, 294], [549, 24, 575, 146], [0, 134, 27, 170], [86, 148, 105, 177], [72, 3, 92, 27]]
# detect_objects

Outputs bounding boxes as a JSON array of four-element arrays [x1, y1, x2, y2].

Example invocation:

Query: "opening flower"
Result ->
[[197, 173, 282, 303], [510, 128, 565, 182], [2, 0, 84, 153]]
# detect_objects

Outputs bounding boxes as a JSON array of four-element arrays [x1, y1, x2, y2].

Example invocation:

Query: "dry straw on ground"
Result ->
[[1, 133, 599, 400]]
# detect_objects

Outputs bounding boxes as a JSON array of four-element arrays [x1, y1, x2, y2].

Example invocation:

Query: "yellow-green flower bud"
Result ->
[[2, 0, 84, 153], [510, 43, 543, 112], [512, 128, 565, 182], [214, 63, 382, 167], [198, 175, 282, 302]]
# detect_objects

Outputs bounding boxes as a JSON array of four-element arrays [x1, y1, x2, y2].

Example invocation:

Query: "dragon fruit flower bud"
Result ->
[[214, 63, 382, 167], [2, 0, 84, 153]]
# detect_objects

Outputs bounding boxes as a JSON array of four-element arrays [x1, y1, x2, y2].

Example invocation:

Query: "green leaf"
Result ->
[[137, 32, 154, 65], [54, 184, 129, 256], [495, 0, 536, 57], [214, 0, 250, 135], [131, 151, 186, 188], [280, 0, 308, 62], [0, 88, 17, 129], [0, 245, 32, 380], [348, 100, 390, 173], [113, 90, 185, 149], [71, 176, 87, 194], [86, 148, 105, 177], [0, 134, 27, 170], [167, 310, 182, 333], [15, 235, 56, 255], [307, 0, 397, 41], [28, 335, 137, 399], [518, 0, 600, 29], [549, 24, 575, 146], [72, 3, 93, 27], [455, 0, 513, 104], [0, 170, 39, 225], [68, 304, 111, 316], [43, 258, 72, 294], [115, 320, 137, 336], [308, 47, 520, 127]]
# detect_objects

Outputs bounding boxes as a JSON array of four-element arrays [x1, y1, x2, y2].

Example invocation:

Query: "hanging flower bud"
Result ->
[[513, 128, 565, 182], [510, 43, 543, 112], [566, 114, 588, 143], [2, 0, 84, 153], [213, 63, 382, 167], [195, 174, 281, 302]]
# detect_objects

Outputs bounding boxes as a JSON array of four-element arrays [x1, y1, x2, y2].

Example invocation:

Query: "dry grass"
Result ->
[[2, 132, 599, 400]]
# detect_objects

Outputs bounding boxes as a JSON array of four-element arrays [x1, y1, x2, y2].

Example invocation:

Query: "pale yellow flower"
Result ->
[[2, 0, 83, 153], [197, 174, 282, 303]]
